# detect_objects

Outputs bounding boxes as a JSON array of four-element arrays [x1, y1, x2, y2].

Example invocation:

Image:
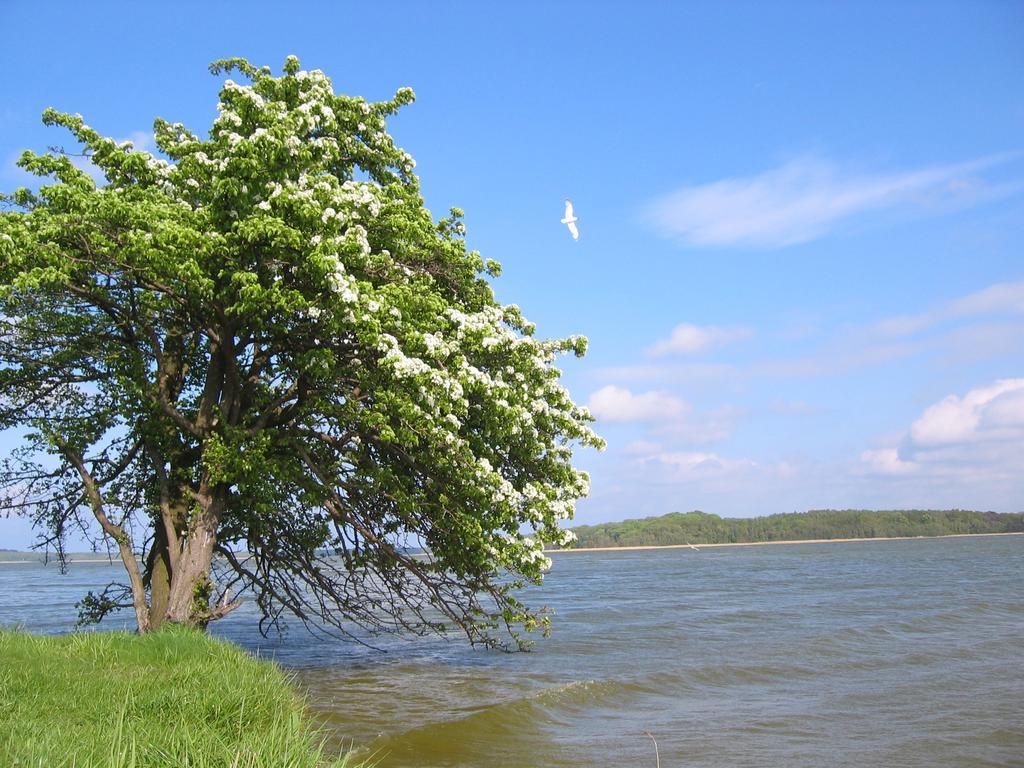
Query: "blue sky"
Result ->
[[1, 2, 1022, 548]]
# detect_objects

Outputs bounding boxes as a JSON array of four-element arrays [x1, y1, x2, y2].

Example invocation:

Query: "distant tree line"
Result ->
[[566, 510, 1024, 548]]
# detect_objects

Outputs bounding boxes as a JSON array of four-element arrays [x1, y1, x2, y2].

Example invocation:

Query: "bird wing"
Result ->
[[564, 200, 574, 219], [567, 220, 580, 240]]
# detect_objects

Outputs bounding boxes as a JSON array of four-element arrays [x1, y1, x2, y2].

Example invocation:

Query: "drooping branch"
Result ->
[[51, 436, 150, 632], [295, 444, 501, 647]]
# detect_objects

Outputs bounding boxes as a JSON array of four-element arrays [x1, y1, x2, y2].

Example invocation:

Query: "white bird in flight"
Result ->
[[561, 199, 580, 241]]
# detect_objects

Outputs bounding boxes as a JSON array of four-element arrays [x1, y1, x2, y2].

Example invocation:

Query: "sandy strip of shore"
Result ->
[[547, 531, 1024, 553]]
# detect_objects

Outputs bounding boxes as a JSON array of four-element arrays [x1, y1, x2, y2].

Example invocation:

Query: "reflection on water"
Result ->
[[2, 536, 1023, 767]]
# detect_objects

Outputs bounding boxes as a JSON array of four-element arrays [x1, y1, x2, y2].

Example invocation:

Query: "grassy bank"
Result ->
[[0, 627, 353, 768]]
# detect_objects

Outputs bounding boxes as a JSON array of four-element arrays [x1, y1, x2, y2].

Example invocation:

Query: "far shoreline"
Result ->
[[2, 530, 1019, 565], [547, 530, 1024, 554]]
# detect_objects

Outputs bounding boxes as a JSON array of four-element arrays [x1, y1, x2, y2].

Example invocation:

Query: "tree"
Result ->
[[0, 56, 602, 648]]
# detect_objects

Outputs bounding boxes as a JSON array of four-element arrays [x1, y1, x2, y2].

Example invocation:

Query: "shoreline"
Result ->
[[2, 530, 1020, 564], [547, 530, 1024, 553]]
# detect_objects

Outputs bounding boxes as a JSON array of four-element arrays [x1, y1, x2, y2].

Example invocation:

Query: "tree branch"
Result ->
[[52, 435, 150, 632]]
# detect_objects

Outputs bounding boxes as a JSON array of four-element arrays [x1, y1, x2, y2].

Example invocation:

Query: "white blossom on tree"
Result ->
[[0, 56, 603, 648]]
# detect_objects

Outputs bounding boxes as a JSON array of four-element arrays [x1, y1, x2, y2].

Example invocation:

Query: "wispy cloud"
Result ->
[[873, 280, 1024, 337], [645, 154, 1018, 249], [598, 280, 1024, 389], [751, 338, 921, 379], [625, 442, 797, 488], [589, 362, 737, 387], [642, 450, 757, 480], [648, 323, 752, 356]]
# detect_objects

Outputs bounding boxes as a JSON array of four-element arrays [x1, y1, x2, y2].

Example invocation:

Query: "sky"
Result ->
[[1, 1, 1022, 549]]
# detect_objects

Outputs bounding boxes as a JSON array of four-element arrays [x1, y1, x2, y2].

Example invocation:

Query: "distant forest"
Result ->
[[567, 510, 1024, 548]]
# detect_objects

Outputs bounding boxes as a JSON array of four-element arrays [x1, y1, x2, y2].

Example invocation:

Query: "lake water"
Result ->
[[1, 535, 1022, 767]]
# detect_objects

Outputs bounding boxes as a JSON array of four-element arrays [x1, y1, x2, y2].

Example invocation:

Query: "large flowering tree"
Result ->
[[0, 57, 602, 647]]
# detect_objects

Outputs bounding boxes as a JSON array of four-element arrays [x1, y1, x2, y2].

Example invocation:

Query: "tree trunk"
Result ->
[[164, 331, 232, 628], [146, 523, 172, 630], [165, 482, 224, 627]]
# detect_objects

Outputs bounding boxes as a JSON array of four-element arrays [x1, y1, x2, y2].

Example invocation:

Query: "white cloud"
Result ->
[[981, 387, 1024, 429], [860, 448, 919, 476], [908, 378, 1024, 447], [645, 154, 1015, 249], [586, 385, 687, 423], [862, 379, 1024, 479], [649, 323, 752, 356]]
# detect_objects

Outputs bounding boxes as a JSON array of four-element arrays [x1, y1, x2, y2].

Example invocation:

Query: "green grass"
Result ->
[[0, 627, 359, 768]]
